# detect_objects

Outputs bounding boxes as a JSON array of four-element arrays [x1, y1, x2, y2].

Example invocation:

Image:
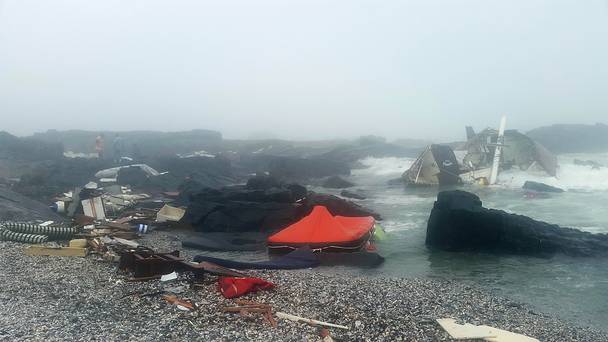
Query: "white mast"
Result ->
[[489, 116, 507, 185]]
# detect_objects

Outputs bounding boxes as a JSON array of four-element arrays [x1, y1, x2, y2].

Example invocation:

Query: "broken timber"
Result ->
[[25, 245, 88, 257]]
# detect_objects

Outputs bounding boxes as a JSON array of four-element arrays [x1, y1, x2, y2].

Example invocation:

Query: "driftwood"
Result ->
[[275, 312, 349, 330], [221, 300, 276, 327]]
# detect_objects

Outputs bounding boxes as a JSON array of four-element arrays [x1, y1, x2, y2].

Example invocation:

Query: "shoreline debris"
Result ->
[[436, 318, 539, 341], [24, 245, 88, 257], [221, 300, 277, 327], [275, 312, 349, 330], [217, 277, 275, 299]]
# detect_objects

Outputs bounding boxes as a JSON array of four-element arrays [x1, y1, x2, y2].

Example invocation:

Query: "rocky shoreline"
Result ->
[[1, 231, 606, 341]]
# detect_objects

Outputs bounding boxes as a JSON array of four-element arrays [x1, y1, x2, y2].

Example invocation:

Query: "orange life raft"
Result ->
[[267, 205, 375, 253]]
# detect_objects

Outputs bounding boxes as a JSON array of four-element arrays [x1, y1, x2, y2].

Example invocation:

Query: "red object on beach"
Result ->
[[267, 205, 375, 253], [218, 277, 275, 299]]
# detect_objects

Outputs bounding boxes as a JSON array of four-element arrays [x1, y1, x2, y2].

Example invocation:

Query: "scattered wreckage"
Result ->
[[1, 160, 386, 335], [403, 117, 559, 186]]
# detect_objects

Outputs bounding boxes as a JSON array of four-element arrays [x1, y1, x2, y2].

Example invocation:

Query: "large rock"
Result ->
[[574, 159, 602, 169], [13, 158, 112, 201], [527, 123, 608, 153], [522, 181, 564, 193], [0, 186, 63, 222], [319, 142, 421, 165], [340, 189, 366, 200], [306, 192, 380, 220], [322, 176, 354, 189], [30, 129, 223, 157], [233, 155, 351, 183], [181, 177, 380, 233], [426, 190, 608, 257], [0, 131, 63, 161]]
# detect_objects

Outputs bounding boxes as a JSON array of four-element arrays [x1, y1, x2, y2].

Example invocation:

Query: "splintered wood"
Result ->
[[221, 300, 277, 327], [163, 295, 195, 311]]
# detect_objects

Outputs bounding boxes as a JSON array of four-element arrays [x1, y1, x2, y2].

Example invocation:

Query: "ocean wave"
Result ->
[[352, 157, 414, 177], [499, 153, 608, 191]]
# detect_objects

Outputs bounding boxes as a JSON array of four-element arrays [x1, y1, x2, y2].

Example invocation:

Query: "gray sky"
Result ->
[[1, 0, 607, 141]]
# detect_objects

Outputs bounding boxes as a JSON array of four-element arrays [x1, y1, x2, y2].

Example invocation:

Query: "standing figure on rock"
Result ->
[[113, 133, 125, 163], [95, 133, 105, 159]]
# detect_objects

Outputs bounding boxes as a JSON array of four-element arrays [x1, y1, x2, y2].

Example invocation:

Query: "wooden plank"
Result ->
[[25, 245, 88, 257], [436, 319, 496, 340], [69, 239, 88, 248], [481, 326, 539, 342], [276, 312, 349, 330]]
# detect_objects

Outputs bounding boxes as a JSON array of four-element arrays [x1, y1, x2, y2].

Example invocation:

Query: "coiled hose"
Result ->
[[0, 226, 49, 244], [0, 222, 78, 240]]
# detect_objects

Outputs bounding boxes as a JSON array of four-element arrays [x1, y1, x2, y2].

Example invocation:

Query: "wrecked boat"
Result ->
[[460, 127, 557, 178], [401, 144, 461, 186], [403, 117, 559, 187]]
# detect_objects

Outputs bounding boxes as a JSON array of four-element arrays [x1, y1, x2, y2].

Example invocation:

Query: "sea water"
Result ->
[[343, 154, 608, 330]]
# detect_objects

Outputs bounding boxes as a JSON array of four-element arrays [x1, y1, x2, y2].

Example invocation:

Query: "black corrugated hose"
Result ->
[[0, 222, 78, 243]]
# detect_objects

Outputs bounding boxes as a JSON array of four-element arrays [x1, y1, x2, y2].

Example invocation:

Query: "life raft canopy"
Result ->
[[267, 205, 375, 252]]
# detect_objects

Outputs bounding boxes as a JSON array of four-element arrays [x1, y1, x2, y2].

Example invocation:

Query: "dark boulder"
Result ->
[[522, 181, 564, 193], [426, 190, 608, 257], [319, 141, 421, 165], [237, 155, 351, 182], [0, 186, 64, 222], [387, 178, 403, 186], [181, 178, 380, 234], [574, 159, 602, 169], [183, 190, 304, 233], [306, 192, 380, 220], [14, 158, 112, 201], [340, 189, 366, 200], [527, 123, 608, 153], [117, 166, 151, 188], [0, 131, 63, 161], [148, 156, 238, 191], [322, 176, 354, 189], [246, 174, 282, 190]]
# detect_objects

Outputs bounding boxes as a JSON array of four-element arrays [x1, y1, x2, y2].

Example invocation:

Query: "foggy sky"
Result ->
[[1, 0, 607, 141]]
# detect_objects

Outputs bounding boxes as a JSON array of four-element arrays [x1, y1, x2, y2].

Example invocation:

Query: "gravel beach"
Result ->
[[1, 230, 606, 342]]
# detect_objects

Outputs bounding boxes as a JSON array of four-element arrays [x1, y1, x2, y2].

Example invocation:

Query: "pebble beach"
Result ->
[[1, 231, 606, 342]]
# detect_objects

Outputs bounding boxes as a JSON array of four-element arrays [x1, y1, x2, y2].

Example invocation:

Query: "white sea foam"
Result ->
[[499, 153, 608, 191], [380, 220, 422, 232], [353, 157, 414, 177], [354, 154, 608, 191]]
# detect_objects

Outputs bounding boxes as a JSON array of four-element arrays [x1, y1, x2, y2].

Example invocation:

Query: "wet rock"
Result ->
[[306, 192, 381, 220], [182, 179, 380, 233], [340, 189, 366, 200], [522, 181, 564, 193], [246, 174, 282, 190], [237, 155, 351, 183], [574, 159, 603, 169], [426, 190, 608, 256], [322, 176, 354, 189], [527, 123, 608, 153], [117, 166, 150, 188], [387, 178, 403, 186], [0, 186, 64, 222]]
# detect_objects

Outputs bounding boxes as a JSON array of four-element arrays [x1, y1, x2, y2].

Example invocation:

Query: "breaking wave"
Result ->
[[353, 154, 608, 192], [352, 157, 414, 177], [499, 153, 608, 191]]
